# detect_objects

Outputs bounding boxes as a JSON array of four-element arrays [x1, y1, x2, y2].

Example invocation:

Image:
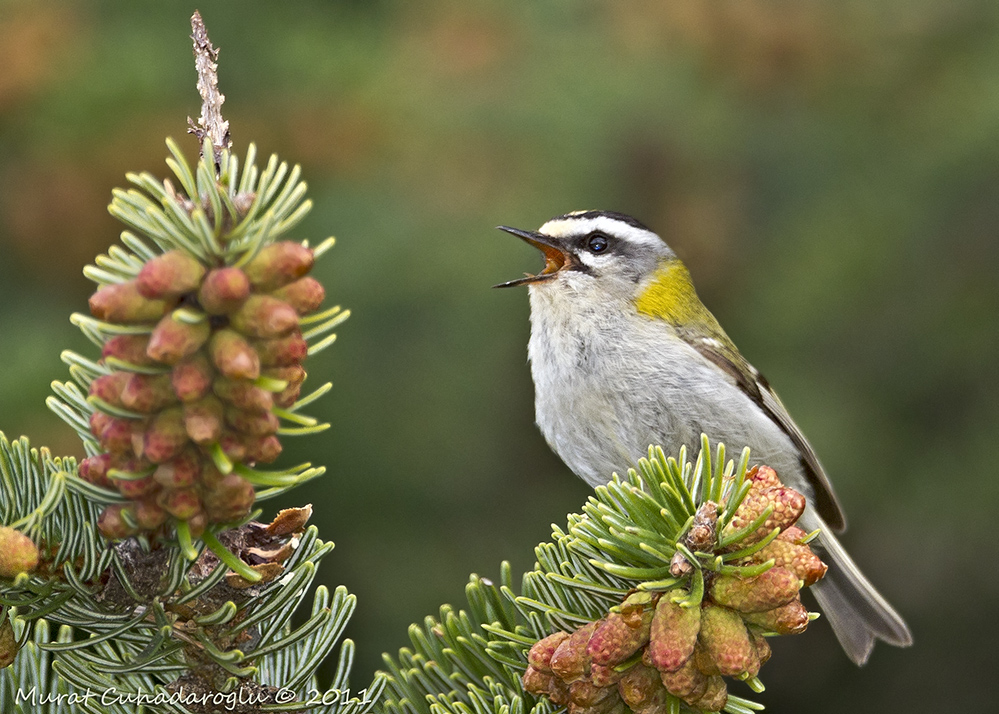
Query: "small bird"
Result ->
[[496, 209, 912, 665]]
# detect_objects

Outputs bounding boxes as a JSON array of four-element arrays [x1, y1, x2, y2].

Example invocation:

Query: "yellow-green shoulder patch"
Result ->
[[635, 261, 709, 325]]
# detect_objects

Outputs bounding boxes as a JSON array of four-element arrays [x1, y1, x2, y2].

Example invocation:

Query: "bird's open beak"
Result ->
[[494, 226, 572, 288]]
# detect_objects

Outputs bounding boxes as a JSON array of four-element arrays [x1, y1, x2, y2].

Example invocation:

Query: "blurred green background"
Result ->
[[1, 0, 997, 710]]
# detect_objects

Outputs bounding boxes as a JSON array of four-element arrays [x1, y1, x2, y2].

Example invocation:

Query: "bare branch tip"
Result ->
[[189, 10, 231, 175]]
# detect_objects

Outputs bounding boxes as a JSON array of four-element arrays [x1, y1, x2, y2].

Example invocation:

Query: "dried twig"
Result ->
[[187, 11, 230, 175]]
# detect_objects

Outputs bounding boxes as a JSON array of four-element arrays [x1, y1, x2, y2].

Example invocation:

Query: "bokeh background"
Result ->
[[1, 0, 997, 711]]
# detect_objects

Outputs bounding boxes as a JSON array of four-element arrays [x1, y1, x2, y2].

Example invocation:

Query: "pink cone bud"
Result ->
[[199, 460, 226, 489], [203, 473, 255, 522], [659, 657, 708, 701], [89, 280, 170, 323], [78, 453, 114, 489], [89, 410, 112, 438], [115, 474, 158, 499], [157, 488, 202, 520], [569, 680, 617, 708], [244, 241, 314, 290], [697, 605, 757, 678], [142, 406, 189, 463], [225, 407, 280, 436], [692, 643, 720, 676], [254, 332, 308, 367], [741, 599, 810, 635], [778, 525, 808, 543], [547, 679, 571, 707], [709, 566, 800, 613], [230, 295, 299, 338], [120, 373, 178, 413], [111, 454, 152, 473], [88, 371, 130, 406], [213, 377, 274, 411], [587, 607, 653, 666], [617, 664, 667, 713], [137, 250, 206, 299], [245, 434, 282, 464], [724, 486, 806, 546], [550, 621, 598, 683], [198, 267, 251, 314], [0, 526, 39, 577], [153, 448, 201, 489], [98, 503, 137, 539], [589, 663, 626, 688], [746, 464, 781, 490], [752, 538, 827, 587], [528, 632, 570, 673], [688, 675, 727, 712], [172, 353, 215, 402], [147, 313, 211, 364], [648, 590, 700, 672], [183, 396, 225, 445], [522, 666, 555, 696], [102, 334, 157, 367], [210, 329, 261, 380], [271, 276, 325, 314], [133, 497, 168, 530], [218, 431, 248, 462], [97, 415, 136, 453]]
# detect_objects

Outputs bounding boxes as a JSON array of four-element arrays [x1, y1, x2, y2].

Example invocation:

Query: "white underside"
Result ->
[[527, 278, 805, 492]]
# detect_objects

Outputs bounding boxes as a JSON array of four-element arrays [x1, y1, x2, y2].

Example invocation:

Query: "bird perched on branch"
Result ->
[[496, 209, 912, 665]]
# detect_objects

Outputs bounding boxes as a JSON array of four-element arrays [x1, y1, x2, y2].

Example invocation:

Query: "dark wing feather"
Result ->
[[689, 336, 847, 532]]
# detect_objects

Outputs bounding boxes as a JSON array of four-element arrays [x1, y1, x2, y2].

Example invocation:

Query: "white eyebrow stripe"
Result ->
[[539, 215, 662, 247]]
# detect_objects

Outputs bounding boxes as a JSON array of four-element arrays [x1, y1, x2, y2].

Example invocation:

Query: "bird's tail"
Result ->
[[802, 513, 913, 665]]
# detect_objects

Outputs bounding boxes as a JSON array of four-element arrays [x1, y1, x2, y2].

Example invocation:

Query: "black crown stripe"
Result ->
[[550, 210, 652, 233]]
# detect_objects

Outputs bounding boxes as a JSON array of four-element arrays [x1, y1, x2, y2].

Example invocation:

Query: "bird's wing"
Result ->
[[684, 332, 847, 532]]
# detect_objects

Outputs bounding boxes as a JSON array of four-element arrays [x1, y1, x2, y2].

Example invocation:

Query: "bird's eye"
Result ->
[[586, 233, 609, 253]]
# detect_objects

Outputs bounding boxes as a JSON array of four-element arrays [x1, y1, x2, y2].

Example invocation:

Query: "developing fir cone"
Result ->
[[521, 466, 827, 714], [81, 242, 324, 540], [0, 526, 40, 578]]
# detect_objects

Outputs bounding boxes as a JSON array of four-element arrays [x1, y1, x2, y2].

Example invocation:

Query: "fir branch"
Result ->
[[381, 440, 825, 714], [0, 11, 368, 712], [0, 491, 380, 711]]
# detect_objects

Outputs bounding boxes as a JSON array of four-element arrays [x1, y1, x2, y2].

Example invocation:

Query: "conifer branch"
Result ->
[[380, 439, 826, 714], [0, 12, 374, 710]]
